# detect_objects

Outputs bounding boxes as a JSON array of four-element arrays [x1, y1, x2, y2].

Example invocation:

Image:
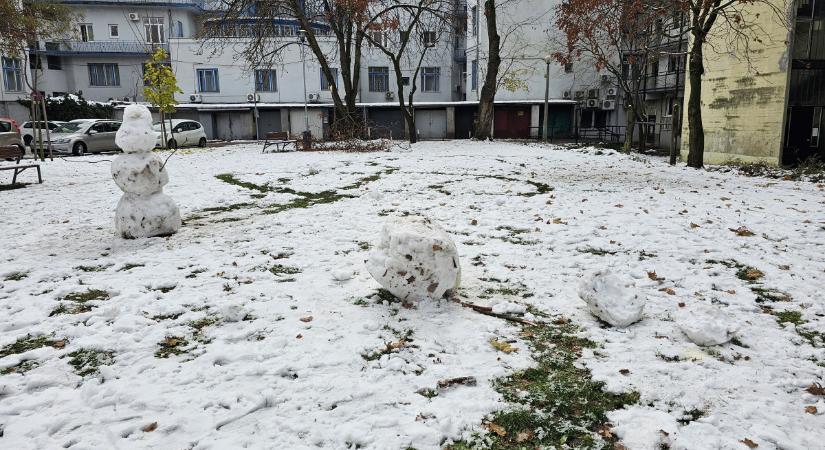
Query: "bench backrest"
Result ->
[[265, 131, 290, 140], [0, 145, 22, 161]]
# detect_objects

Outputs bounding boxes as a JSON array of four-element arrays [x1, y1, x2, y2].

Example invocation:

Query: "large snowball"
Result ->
[[366, 216, 461, 302], [111, 153, 169, 195], [115, 193, 181, 239], [578, 269, 645, 327], [116, 105, 156, 153], [674, 303, 738, 346]]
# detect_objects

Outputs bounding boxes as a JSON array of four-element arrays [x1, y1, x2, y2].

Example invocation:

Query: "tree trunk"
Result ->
[[623, 104, 635, 153], [686, 39, 705, 168], [669, 103, 681, 165], [474, 0, 500, 140]]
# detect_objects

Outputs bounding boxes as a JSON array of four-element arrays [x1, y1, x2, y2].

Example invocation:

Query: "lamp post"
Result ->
[[299, 29, 310, 148], [542, 55, 553, 143]]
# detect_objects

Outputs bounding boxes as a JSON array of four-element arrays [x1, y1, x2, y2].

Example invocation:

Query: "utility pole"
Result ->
[[299, 29, 310, 149], [542, 55, 552, 143]]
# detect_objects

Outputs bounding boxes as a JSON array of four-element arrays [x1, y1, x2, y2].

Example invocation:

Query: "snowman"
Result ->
[[111, 104, 181, 239]]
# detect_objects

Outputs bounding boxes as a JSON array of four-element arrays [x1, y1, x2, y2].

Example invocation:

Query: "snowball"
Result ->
[[608, 407, 679, 450], [332, 269, 354, 281], [674, 303, 738, 346], [221, 304, 247, 323], [111, 104, 180, 239], [578, 269, 644, 327], [366, 216, 461, 302]]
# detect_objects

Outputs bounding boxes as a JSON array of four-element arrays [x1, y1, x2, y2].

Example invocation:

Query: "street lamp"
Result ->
[[299, 29, 310, 148], [542, 54, 553, 143]]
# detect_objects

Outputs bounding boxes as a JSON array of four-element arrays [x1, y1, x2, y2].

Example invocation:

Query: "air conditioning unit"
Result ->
[[189, 94, 202, 103], [606, 88, 617, 98], [308, 93, 320, 102], [574, 90, 586, 99], [246, 93, 260, 102], [385, 91, 395, 100], [601, 100, 616, 110], [587, 99, 599, 108], [588, 89, 600, 99], [563, 90, 571, 99], [128, 12, 140, 21], [601, 74, 614, 83]]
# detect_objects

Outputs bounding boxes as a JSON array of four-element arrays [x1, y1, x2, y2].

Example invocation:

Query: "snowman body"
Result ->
[[112, 105, 181, 238]]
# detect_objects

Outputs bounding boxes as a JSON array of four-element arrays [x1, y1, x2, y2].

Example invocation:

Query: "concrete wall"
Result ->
[[680, 2, 792, 165]]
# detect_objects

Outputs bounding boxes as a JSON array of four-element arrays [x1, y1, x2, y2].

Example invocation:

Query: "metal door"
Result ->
[[415, 109, 447, 140]]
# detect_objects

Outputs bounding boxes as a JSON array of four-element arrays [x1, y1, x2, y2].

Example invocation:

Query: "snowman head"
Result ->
[[116, 104, 156, 153]]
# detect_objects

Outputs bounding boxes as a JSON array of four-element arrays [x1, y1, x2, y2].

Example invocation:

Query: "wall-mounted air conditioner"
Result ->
[[586, 99, 599, 108], [601, 74, 614, 83], [601, 100, 616, 110], [308, 93, 320, 102], [588, 89, 600, 99], [385, 91, 395, 100], [189, 94, 202, 103], [574, 90, 586, 99], [247, 93, 260, 102], [128, 12, 140, 21], [606, 88, 617, 98], [563, 90, 571, 99]]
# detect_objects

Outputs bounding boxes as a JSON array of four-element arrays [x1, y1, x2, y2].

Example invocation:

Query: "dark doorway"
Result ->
[[784, 106, 822, 164]]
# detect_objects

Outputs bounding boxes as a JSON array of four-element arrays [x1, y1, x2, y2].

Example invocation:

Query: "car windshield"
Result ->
[[53, 123, 84, 134]]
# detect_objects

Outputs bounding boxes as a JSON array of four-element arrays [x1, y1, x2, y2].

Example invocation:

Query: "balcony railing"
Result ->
[[643, 71, 685, 93], [39, 41, 168, 56]]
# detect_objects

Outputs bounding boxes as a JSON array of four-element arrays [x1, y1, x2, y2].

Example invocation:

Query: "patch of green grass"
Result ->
[[66, 349, 114, 376], [269, 264, 302, 276], [775, 310, 804, 326], [201, 202, 256, 213], [449, 317, 638, 450], [61, 289, 110, 303], [479, 283, 533, 299], [3, 271, 28, 281], [215, 173, 271, 192], [155, 336, 190, 358], [151, 312, 184, 321], [186, 268, 208, 278], [0, 359, 40, 375], [74, 264, 110, 272], [751, 287, 792, 303], [118, 263, 145, 271], [263, 190, 356, 214], [148, 284, 176, 293], [190, 316, 221, 343], [677, 408, 706, 425], [579, 247, 618, 256], [0, 335, 66, 358], [341, 167, 397, 190], [50, 303, 93, 316]]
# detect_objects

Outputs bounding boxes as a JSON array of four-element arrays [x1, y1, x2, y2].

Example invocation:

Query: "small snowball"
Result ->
[[674, 302, 738, 346], [578, 269, 645, 327], [332, 269, 354, 281], [366, 216, 461, 302], [609, 407, 679, 450]]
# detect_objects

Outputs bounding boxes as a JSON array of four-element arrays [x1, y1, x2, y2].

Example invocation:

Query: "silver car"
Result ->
[[49, 120, 122, 155]]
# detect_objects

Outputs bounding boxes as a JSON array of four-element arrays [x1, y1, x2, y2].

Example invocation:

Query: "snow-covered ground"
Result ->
[[1, 141, 823, 449]]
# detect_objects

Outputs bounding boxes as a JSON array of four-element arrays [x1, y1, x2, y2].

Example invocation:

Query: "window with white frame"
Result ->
[[2, 57, 23, 92], [109, 24, 119, 38], [369, 30, 388, 48], [255, 69, 277, 92], [174, 20, 184, 38], [421, 67, 440, 92], [368, 66, 389, 92], [88, 63, 120, 86], [320, 67, 338, 91], [197, 68, 219, 92], [422, 31, 438, 47], [79, 24, 94, 42], [144, 17, 165, 43]]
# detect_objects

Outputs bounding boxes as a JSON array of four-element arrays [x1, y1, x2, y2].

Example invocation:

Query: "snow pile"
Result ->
[[366, 216, 461, 302], [111, 104, 181, 239], [578, 269, 645, 327], [673, 302, 738, 346], [608, 407, 679, 450]]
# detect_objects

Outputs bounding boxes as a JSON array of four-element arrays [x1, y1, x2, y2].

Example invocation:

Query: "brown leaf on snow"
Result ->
[[614, 204, 624, 208], [690, 222, 700, 229], [470, 219, 478, 225], [678, 302, 686, 307], [551, 217, 567, 225], [515, 430, 534, 443], [299, 316, 313, 323], [619, 369, 630, 375], [659, 287, 676, 295], [142, 422, 158, 433], [489, 338, 517, 353], [484, 422, 507, 437], [743, 268, 765, 281], [596, 424, 614, 438], [432, 244, 443, 251], [740, 438, 758, 448], [730, 226, 755, 237], [647, 271, 664, 282], [805, 405, 818, 414], [805, 383, 825, 396]]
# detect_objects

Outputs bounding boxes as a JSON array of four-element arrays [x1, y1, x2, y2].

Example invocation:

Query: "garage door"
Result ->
[[258, 109, 282, 135], [415, 109, 447, 140], [369, 109, 406, 139]]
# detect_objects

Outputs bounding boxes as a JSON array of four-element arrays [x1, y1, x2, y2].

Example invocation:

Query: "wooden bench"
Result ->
[[262, 132, 298, 153], [0, 145, 42, 186]]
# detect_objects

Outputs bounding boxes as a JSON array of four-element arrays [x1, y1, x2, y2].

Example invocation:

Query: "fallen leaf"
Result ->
[[778, 264, 790, 270], [740, 438, 758, 448], [619, 369, 630, 375], [470, 219, 478, 225], [296, 334, 303, 339], [743, 268, 765, 281], [484, 422, 507, 437], [489, 338, 517, 354], [805, 405, 818, 414], [299, 316, 313, 323], [647, 271, 664, 282], [726, 289, 737, 294], [678, 302, 686, 307], [432, 244, 443, 251], [515, 430, 534, 443], [551, 217, 567, 225], [437, 376, 477, 389], [805, 382, 825, 396], [690, 223, 700, 229], [52, 340, 66, 349], [659, 287, 676, 295], [730, 226, 755, 237], [614, 204, 624, 208], [142, 422, 158, 433]]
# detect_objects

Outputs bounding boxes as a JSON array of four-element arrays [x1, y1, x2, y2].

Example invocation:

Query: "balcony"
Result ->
[[38, 41, 169, 56], [643, 71, 685, 94], [61, 0, 205, 8], [454, 47, 467, 62]]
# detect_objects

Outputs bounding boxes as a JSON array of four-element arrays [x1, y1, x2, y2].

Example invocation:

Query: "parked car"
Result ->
[[0, 117, 25, 153], [48, 120, 122, 155], [153, 119, 208, 149], [21, 121, 67, 146]]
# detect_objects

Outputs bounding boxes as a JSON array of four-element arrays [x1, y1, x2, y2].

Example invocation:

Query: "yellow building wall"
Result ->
[[680, 2, 792, 165]]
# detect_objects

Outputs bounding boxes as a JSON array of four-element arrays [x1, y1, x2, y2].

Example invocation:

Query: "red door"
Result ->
[[494, 107, 531, 138]]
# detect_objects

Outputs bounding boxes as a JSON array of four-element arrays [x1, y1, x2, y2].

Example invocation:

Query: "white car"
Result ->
[[21, 121, 66, 147], [153, 119, 208, 149]]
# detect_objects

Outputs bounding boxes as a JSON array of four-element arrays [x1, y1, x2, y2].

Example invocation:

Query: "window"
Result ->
[[255, 69, 277, 92], [29, 55, 41, 70], [422, 31, 438, 47], [369, 30, 388, 47], [471, 59, 478, 91], [79, 23, 94, 42], [368, 66, 389, 92], [564, 63, 574, 73], [471, 6, 478, 36], [320, 67, 338, 91], [421, 67, 440, 92], [667, 55, 682, 73], [144, 17, 165, 44], [197, 68, 219, 92], [2, 57, 23, 92], [401, 76, 409, 86], [174, 20, 184, 38], [109, 24, 119, 38], [88, 63, 120, 86], [47, 56, 62, 70]]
